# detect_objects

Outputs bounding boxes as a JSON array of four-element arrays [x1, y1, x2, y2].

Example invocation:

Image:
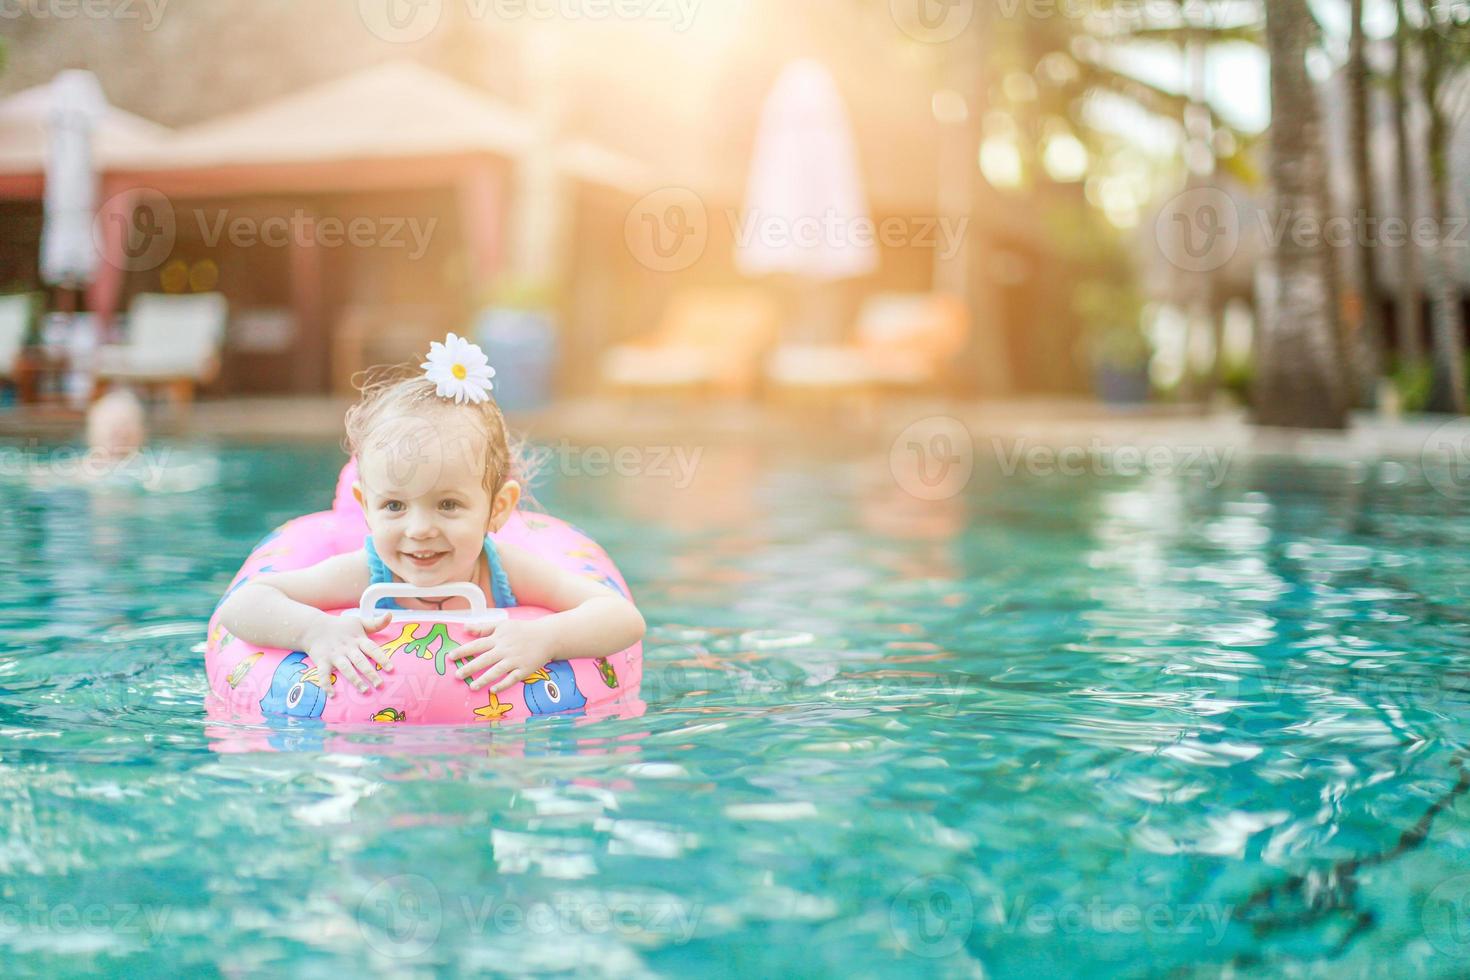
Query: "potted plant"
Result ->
[[1075, 280, 1151, 405], [472, 278, 560, 413]]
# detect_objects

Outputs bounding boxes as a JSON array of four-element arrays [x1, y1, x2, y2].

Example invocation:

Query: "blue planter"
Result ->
[[474, 308, 558, 412], [1093, 364, 1151, 406]]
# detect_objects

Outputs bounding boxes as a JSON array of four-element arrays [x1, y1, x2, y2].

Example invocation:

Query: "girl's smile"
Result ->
[[353, 412, 502, 590]]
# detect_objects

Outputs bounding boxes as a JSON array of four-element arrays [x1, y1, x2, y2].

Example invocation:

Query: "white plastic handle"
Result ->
[[357, 582, 509, 625]]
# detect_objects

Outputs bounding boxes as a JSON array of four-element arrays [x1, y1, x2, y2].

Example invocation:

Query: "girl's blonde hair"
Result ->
[[344, 366, 541, 503]]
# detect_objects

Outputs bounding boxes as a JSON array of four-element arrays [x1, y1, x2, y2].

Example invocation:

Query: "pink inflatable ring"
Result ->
[[204, 460, 642, 725]]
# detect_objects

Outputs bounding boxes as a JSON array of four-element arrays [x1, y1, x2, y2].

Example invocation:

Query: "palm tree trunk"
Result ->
[[1417, 25, 1467, 414], [1392, 0, 1425, 369], [1255, 0, 1347, 429], [1347, 0, 1384, 405]]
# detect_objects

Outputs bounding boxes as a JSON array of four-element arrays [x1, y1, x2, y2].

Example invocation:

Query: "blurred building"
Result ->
[[0, 0, 1079, 398]]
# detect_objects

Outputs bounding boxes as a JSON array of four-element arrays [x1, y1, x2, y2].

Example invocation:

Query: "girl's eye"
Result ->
[[440, 500, 462, 511], [384, 501, 405, 513]]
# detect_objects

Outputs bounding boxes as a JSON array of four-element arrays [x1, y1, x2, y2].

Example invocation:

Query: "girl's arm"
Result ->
[[447, 542, 646, 692], [216, 551, 391, 694]]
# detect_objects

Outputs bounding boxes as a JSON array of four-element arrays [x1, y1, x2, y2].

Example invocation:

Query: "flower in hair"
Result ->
[[422, 333, 495, 404]]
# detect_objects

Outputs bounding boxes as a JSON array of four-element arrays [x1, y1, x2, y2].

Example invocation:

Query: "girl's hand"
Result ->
[[447, 619, 559, 694], [304, 611, 393, 695]]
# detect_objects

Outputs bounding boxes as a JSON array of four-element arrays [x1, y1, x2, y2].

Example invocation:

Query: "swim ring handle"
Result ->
[[357, 582, 509, 625]]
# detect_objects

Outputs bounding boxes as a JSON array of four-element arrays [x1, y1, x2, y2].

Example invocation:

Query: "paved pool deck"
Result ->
[[0, 395, 1461, 465]]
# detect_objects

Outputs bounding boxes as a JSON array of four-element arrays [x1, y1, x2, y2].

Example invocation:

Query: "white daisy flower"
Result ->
[[421, 333, 495, 404]]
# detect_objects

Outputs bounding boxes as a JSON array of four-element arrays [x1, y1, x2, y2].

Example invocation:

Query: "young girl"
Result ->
[[218, 334, 646, 698]]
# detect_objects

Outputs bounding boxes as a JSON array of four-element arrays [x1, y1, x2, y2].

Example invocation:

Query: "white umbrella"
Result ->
[[736, 59, 877, 284], [40, 70, 106, 290]]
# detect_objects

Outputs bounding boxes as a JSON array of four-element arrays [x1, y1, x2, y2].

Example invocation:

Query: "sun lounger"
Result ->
[[601, 288, 780, 398], [93, 292, 229, 404], [766, 292, 969, 397], [0, 293, 34, 388]]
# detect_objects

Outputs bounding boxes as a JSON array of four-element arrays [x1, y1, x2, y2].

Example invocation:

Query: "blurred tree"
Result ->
[[1347, 0, 1385, 404], [1391, 0, 1426, 379], [1257, 0, 1347, 427], [1413, 1, 1467, 414]]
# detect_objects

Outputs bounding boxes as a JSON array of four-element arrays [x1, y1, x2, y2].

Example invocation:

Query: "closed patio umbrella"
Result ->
[[40, 70, 107, 405], [40, 70, 106, 293], [736, 59, 876, 342]]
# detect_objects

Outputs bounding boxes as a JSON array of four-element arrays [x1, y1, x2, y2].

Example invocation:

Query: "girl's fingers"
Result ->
[[358, 639, 391, 672], [362, 611, 392, 634], [333, 656, 369, 693], [459, 655, 503, 684], [346, 649, 381, 689], [447, 639, 494, 664], [489, 668, 525, 694], [465, 620, 500, 638]]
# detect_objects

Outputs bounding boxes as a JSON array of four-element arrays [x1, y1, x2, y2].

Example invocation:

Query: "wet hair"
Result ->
[[344, 367, 538, 501], [86, 388, 146, 456]]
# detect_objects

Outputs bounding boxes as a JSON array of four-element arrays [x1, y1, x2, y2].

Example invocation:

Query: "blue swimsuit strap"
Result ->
[[363, 536, 517, 610], [483, 536, 518, 609]]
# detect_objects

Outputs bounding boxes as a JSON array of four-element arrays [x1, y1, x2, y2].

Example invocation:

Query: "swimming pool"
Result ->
[[3, 435, 1470, 976]]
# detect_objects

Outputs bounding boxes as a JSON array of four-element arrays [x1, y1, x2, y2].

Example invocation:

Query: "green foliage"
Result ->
[[1393, 360, 1433, 414], [1221, 356, 1254, 405], [1074, 278, 1149, 369], [479, 277, 559, 311]]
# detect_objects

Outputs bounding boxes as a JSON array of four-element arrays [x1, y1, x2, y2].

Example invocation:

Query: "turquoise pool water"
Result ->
[[4, 436, 1470, 976]]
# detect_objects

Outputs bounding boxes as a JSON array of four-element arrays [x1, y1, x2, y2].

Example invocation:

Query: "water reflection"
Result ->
[[4, 440, 1470, 973]]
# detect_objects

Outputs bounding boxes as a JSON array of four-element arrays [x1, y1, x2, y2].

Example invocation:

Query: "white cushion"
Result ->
[[601, 346, 713, 386], [95, 292, 227, 380], [0, 295, 30, 376]]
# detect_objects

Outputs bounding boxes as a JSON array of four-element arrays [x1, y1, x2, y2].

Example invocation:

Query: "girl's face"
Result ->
[[353, 412, 513, 588]]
